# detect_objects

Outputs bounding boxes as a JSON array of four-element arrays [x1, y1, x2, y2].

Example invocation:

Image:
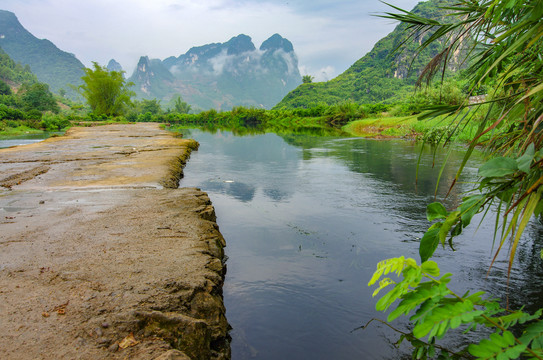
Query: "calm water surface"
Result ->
[[0, 132, 61, 149], [179, 129, 543, 359]]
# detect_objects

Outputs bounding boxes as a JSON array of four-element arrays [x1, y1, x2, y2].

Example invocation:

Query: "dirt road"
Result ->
[[0, 124, 230, 359]]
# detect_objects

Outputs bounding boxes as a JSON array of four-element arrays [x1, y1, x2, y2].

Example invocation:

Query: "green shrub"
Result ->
[[39, 114, 71, 131]]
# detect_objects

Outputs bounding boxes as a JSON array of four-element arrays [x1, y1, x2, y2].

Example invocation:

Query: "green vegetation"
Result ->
[[170, 95, 192, 114], [0, 10, 85, 99], [76, 62, 135, 117], [0, 50, 72, 134], [369, 257, 542, 359], [158, 103, 403, 135], [302, 75, 314, 84], [275, 0, 459, 109], [368, 0, 543, 358], [1, 1, 540, 357], [0, 48, 38, 86]]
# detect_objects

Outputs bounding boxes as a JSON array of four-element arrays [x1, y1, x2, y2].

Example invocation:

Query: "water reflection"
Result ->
[[179, 128, 542, 360], [199, 179, 257, 202]]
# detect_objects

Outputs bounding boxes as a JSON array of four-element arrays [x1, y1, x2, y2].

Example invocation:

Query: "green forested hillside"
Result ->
[[275, 0, 458, 108], [0, 10, 84, 98], [0, 47, 37, 86], [0, 47, 68, 133]]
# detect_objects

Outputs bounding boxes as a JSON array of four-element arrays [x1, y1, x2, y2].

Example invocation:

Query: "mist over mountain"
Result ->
[[0, 10, 84, 98], [275, 0, 461, 108], [129, 34, 302, 110]]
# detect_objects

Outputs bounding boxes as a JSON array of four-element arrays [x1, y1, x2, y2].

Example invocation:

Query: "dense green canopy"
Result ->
[[78, 62, 134, 116]]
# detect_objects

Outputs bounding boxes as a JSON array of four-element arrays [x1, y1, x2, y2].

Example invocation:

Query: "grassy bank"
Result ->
[[342, 116, 418, 138], [343, 110, 495, 145], [0, 125, 46, 137]]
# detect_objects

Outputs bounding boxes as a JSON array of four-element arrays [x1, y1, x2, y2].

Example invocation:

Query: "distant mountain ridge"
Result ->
[[129, 34, 302, 110], [106, 59, 123, 73], [0, 10, 84, 98], [0, 9, 301, 109], [275, 0, 459, 108]]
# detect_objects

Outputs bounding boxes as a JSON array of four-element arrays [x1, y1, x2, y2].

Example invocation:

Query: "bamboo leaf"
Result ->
[[536, 200, 543, 218]]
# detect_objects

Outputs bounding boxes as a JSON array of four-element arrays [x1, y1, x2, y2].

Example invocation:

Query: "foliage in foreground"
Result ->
[[368, 0, 543, 358], [369, 257, 543, 359], [367, 141, 543, 358]]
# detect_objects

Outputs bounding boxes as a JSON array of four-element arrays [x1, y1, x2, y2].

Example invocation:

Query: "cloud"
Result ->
[[1, 0, 421, 78], [298, 65, 336, 82], [208, 50, 230, 75], [205, 49, 264, 76], [314, 66, 335, 82], [274, 49, 297, 75]]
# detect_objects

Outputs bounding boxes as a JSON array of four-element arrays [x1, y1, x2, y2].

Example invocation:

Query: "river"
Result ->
[[0, 132, 62, 149], [178, 128, 543, 359]]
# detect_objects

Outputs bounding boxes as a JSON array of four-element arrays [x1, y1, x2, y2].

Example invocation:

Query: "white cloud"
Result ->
[[314, 66, 335, 82], [1, 0, 421, 78], [298, 65, 336, 82], [208, 50, 230, 75]]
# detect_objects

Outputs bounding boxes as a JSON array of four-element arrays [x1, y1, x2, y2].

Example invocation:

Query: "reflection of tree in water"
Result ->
[[279, 134, 490, 254], [282, 134, 477, 206], [172, 124, 347, 138]]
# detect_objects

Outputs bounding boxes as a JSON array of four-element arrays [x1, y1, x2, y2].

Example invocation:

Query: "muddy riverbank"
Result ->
[[0, 124, 230, 359]]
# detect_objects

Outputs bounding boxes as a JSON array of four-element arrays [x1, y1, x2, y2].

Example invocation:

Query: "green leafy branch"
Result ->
[[368, 257, 543, 359]]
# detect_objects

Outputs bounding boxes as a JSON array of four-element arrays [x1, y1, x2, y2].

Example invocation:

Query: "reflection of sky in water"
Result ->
[[198, 179, 256, 202], [179, 129, 543, 360], [181, 131, 300, 204]]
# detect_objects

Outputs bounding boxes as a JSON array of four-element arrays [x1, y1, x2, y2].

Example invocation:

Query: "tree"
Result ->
[[302, 75, 314, 84], [140, 99, 162, 115], [369, 0, 543, 358], [172, 95, 191, 114], [20, 82, 60, 113], [77, 62, 134, 116], [0, 79, 12, 95]]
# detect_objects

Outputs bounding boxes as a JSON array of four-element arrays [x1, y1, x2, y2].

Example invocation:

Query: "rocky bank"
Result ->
[[0, 123, 230, 359]]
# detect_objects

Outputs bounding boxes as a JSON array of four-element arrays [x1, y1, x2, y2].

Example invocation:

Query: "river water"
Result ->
[[178, 128, 543, 359], [0, 133, 61, 149]]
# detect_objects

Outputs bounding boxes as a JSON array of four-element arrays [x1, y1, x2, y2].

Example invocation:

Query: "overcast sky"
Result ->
[[1, 0, 421, 81]]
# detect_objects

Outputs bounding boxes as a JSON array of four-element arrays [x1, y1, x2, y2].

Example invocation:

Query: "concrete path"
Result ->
[[0, 124, 229, 359]]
